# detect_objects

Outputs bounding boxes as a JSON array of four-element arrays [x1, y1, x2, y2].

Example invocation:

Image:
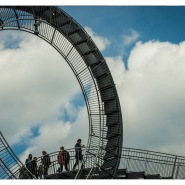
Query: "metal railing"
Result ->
[[11, 146, 185, 179], [0, 131, 35, 179], [13, 147, 93, 179], [120, 147, 185, 179]]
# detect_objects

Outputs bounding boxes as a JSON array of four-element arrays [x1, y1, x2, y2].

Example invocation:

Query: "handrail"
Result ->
[[14, 147, 90, 179], [121, 147, 185, 178], [0, 131, 35, 179], [13, 146, 185, 179], [123, 146, 185, 158]]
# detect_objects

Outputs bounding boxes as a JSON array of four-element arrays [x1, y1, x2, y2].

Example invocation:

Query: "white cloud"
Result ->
[[0, 30, 89, 161], [19, 105, 88, 163], [105, 56, 126, 86], [106, 40, 185, 156], [0, 27, 110, 164], [84, 26, 110, 52], [122, 29, 140, 46]]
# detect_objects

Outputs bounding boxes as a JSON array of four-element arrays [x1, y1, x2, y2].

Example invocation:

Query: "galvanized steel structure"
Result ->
[[0, 6, 123, 179]]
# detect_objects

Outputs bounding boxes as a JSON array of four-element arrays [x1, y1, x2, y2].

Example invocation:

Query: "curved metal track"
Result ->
[[0, 131, 35, 179], [0, 6, 123, 179]]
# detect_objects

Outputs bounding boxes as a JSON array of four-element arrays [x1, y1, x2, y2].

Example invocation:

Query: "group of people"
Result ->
[[24, 150, 51, 179], [23, 139, 84, 179]]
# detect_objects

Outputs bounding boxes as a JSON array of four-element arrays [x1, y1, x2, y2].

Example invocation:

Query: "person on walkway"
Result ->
[[31, 157, 38, 179], [25, 154, 32, 172], [72, 139, 85, 170], [57, 148, 64, 173], [25, 154, 35, 179], [61, 146, 70, 171], [41, 150, 51, 178], [37, 164, 44, 179]]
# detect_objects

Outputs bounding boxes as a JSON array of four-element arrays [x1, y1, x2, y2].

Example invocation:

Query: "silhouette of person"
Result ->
[[73, 139, 84, 170], [37, 164, 44, 179], [41, 150, 51, 177], [61, 146, 70, 171], [31, 157, 38, 179], [25, 154, 35, 179], [25, 154, 32, 171]]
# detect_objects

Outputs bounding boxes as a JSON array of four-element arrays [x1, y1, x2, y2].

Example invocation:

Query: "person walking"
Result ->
[[25, 154, 32, 172], [31, 157, 38, 179], [25, 154, 35, 179], [41, 150, 51, 178], [72, 139, 84, 170], [57, 148, 64, 173], [61, 146, 70, 171], [37, 164, 44, 179]]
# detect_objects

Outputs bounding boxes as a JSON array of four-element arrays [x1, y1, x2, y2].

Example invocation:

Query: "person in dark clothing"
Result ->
[[61, 146, 70, 171], [31, 157, 38, 179], [41, 150, 51, 177], [72, 139, 85, 170], [37, 164, 44, 179], [25, 154, 36, 179], [25, 154, 32, 172]]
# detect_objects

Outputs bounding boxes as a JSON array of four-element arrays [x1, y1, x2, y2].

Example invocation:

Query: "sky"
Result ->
[[1, 5, 185, 164]]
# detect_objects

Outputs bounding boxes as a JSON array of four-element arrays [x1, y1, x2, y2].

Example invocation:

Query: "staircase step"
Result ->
[[114, 169, 127, 179], [114, 176, 126, 179], [160, 176, 173, 179], [46, 169, 78, 179], [77, 168, 91, 179], [42, 168, 167, 179], [116, 169, 126, 176], [144, 174, 160, 179], [126, 171, 145, 179]]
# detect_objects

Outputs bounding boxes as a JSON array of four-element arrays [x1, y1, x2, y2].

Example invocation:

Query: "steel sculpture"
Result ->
[[0, 6, 123, 179]]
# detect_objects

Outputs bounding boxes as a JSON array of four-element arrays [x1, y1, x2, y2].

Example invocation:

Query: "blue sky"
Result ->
[[1, 6, 185, 162], [61, 6, 185, 57]]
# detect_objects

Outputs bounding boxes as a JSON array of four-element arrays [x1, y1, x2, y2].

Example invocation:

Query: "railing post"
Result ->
[[144, 152, 148, 174], [175, 163, 180, 179], [171, 156, 177, 179], [126, 157, 130, 170]]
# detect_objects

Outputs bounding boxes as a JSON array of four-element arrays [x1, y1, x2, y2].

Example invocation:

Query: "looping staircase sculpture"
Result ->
[[1, 6, 184, 180], [0, 6, 123, 179]]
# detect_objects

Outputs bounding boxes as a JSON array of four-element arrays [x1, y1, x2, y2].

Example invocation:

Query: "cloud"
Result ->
[[0, 26, 110, 164], [106, 40, 185, 156], [122, 29, 140, 47], [84, 26, 110, 52], [0, 30, 89, 161], [19, 105, 88, 163], [105, 56, 126, 86], [2, 25, 185, 165]]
